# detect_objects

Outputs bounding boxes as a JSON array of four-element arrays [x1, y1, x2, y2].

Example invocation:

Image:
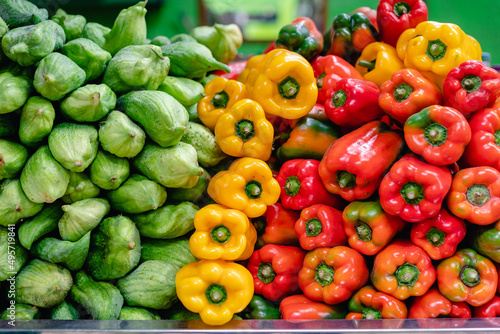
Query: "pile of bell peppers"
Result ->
[[177, 0, 500, 326]]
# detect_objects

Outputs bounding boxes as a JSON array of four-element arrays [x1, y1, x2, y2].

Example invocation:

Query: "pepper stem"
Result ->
[[393, 1, 411, 17], [357, 59, 376, 72], [426, 39, 447, 61], [460, 266, 480, 287], [355, 221, 373, 242], [211, 224, 232, 243], [363, 307, 382, 320], [337, 170, 356, 189], [332, 89, 347, 108], [315, 262, 334, 287], [257, 263, 277, 284], [211, 90, 229, 108], [317, 72, 326, 89], [395, 263, 420, 287], [235, 119, 255, 141], [461, 75, 482, 93], [278, 76, 300, 99], [424, 123, 448, 147], [466, 184, 490, 206], [285, 176, 301, 197], [401, 182, 424, 205], [245, 180, 262, 199], [426, 227, 446, 247], [393, 82, 413, 102], [205, 283, 228, 305], [305, 218, 323, 237]]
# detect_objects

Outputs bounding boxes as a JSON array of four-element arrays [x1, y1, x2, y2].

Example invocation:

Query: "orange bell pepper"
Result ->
[[346, 285, 408, 319]]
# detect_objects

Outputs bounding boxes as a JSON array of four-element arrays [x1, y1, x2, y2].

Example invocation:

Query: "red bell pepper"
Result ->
[[443, 60, 500, 116], [311, 55, 363, 104], [212, 60, 249, 80], [474, 295, 500, 317], [253, 203, 300, 248], [279, 294, 347, 319], [410, 208, 467, 261], [404, 105, 471, 166], [294, 204, 347, 251], [408, 288, 471, 319], [346, 286, 408, 319], [342, 200, 406, 256], [275, 17, 324, 61], [247, 244, 306, 301], [276, 159, 345, 211], [437, 248, 498, 307], [461, 106, 500, 171], [298, 246, 369, 305], [371, 240, 436, 300], [376, 0, 428, 47], [379, 154, 452, 223], [324, 78, 384, 128], [319, 120, 404, 202], [446, 166, 500, 226]]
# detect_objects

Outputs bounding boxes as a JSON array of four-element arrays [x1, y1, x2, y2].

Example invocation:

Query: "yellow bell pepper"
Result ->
[[355, 42, 405, 88], [244, 49, 318, 120], [175, 259, 254, 326], [207, 157, 280, 218], [237, 54, 265, 84], [197, 77, 247, 130], [396, 21, 482, 89], [189, 204, 257, 261], [215, 98, 274, 161]]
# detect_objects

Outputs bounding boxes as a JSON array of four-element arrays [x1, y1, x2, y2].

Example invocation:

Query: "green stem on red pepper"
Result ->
[[424, 123, 447, 146], [315, 262, 334, 287], [285, 176, 301, 197], [401, 182, 424, 205], [395, 263, 420, 287], [467, 184, 490, 206], [461, 75, 482, 93], [257, 263, 277, 284]]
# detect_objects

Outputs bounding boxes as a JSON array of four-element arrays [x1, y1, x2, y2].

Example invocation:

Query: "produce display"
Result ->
[[3, 0, 500, 329]]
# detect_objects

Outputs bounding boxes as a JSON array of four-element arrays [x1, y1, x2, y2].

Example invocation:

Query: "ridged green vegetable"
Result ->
[[1, 20, 65, 66], [82, 22, 111, 48], [62, 171, 100, 204], [98, 110, 146, 158], [0, 65, 32, 115], [133, 201, 198, 239], [190, 23, 243, 64], [0, 179, 44, 226], [119, 307, 161, 320], [16, 259, 73, 308], [157, 76, 204, 108], [150, 35, 170, 47], [117, 90, 188, 148], [58, 198, 110, 242], [140, 237, 197, 268], [51, 301, 80, 320], [133, 142, 203, 189], [18, 202, 64, 250], [0, 226, 28, 281], [31, 232, 91, 271], [18, 96, 55, 147], [86, 215, 141, 280], [1, 304, 40, 320], [70, 271, 124, 320], [170, 33, 197, 44], [48, 123, 99, 172], [51, 8, 87, 41], [107, 174, 167, 213], [0, 0, 48, 28], [117, 260, 179, 309], [60, 84, 116, 122], [181, 122, 226, 168], [0, 17, 8, 38], [0, 139, 28, 180], [167, 167, 210, 204], [89, 150, 130, 190], [61, 38, 112, 82]]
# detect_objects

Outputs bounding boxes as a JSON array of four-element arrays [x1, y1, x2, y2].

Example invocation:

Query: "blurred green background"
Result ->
[[32, 0, 500, 64]]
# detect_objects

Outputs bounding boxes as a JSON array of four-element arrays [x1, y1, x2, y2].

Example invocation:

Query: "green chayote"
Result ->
[[61, 38, 112, 82], [1, 304, 40, 320], [140, 236, 197, 268], [0, 226, 28, 281], [103, 44, 169, 93], [48, 123, 99, 172], [89, 150, 130, 190], [0, 65, 32, 114], [181, 122, 226, 168], [58, 198, 110, 242], [0, 17, 8, 38], [0, 0, 48, 28], [98, 110, 146, 158], [150, 35, 170, 47], [0, 179, 44, 226], [51, 301, 80, 320], [62, 171, 100, 204], [167, 167, 211, 205], [1, 20, 65, 66], [60, 84, 116, 122], [18, 203, 64, 250], [82, 22, 111, 48], [119, 307, 160, 320], [170, 33, 197, 44], [190, 23, 243, 64], [51, 8, 87, 41], [0, 139, 29, 180], [157, 76, 204, 108], [19, 96, 55, 147]]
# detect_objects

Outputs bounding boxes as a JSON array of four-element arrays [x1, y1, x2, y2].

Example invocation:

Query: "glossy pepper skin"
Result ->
[[379, 154, 452, 223], [238, 54, 265, 84], [474, 295, 500, 317], [253, 203, 300, 248], [279, 294, 347, 319], [276, 104, 341, 162], [410, 208, 467, 261], [244, 49, 318, 120], [319, 120, 404, 202], [404, 105, 471, 166], [275, 17, 324, 61], [325, 78, 384, 128], [311, 55, 363, 104], [443, 60, 500, 116], [371, 240, 436, 300], [342, 200, 406, 256], [346, 286, 408, 319], [198, 77, 247, 130], [472, 219, 500, 263], [247, 244, 306, 301], [276, 159, 344, 211], [298, 246, 369, 305], [396, 21, 482, 90], [189, 204, 257, 261], [462, 106, 500, 171], [437, 248, 498, 307], [175, 259, 254, 326], [207, 157, 281, 218], [215, 98, 274, 161], [446, 166, 500, 226], [408, 288, 471, 319], [324, 12, 379, 66], [240, 295, 281, 319], [376, 0, 428, 47], [350, 7, 378, 30], [295, 204, 347, 251], [213, 60, 249, 80], [379, 68, 443, 126], [354, 42, 404, 88]]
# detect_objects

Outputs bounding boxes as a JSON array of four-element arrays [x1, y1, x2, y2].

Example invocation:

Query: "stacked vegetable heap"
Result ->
[[2, 0, 500, 328]]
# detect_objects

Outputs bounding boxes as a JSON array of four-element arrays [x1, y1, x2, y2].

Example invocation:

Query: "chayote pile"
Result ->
[[0, 0, 239, 321]]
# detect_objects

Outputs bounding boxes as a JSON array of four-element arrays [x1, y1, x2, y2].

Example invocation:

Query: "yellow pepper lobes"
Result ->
[[396, 21, 482, 89], [355, 42, 405, 88], [189, 204, 257, 261], [237, 54, 265, 84], [197, 77, 247, 130], [244, 49, 318, 120], [207, 157, 280, 218], [215, 98, 274, 161], [175, 259, 254, 326]]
